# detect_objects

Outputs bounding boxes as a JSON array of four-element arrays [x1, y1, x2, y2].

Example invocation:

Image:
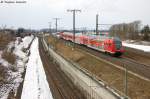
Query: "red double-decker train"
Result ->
[[59, 32, 125, 57]]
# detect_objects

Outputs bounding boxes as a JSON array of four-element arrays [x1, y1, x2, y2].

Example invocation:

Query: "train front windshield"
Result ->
[[114, 39, 122, 50]]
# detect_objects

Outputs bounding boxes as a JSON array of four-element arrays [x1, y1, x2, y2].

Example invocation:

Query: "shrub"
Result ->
[[2, 51, 16, 65], [0, 33, 16, 50], [0, 65, 8, 83]]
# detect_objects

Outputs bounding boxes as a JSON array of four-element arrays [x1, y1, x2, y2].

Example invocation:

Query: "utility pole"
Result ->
[[67, 9, 81, 48], [124, 64, 128, 98], [48, 22, 51, 34], [53, 18, 60, 33], [96, 14, 112, 35], [96, 14, 99, 35]]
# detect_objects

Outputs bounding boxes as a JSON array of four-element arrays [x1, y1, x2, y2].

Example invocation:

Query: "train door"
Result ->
[[104, 40, 112, 53]]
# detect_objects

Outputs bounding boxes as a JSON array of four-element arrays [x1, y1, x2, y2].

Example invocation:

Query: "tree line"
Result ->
[[109, 21, 150, 41]]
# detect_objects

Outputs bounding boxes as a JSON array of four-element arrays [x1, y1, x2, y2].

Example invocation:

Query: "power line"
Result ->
[[96, 14, 114, 34], [96, 14, 99, 35], [53, 18, 60, 33], [48, 22, 51, 33], [124, 64, 128, 97], [67, 9, 81, 48]]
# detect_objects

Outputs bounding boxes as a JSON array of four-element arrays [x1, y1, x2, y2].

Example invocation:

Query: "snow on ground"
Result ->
[[0, 35, 34, 99], [14, 35, 34, 59], [21, 38, 53, 99], [22, 35, 34, 49], [123, 40, 150, 52]]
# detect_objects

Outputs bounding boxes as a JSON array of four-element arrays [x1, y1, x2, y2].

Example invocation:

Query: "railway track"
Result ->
[[77, 44, 150, 81], [124, 47, 150, 64], [45, 35, 150, 98], [58, 38, 150, 81], [122, 47, 150, 67], [39, 38, 86, 99]]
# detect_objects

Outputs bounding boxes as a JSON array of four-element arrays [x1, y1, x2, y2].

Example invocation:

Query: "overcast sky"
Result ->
[[0, 0, 150, 30]]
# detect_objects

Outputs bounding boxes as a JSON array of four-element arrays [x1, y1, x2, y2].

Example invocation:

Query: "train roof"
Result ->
[[62, 32, 121, 41]]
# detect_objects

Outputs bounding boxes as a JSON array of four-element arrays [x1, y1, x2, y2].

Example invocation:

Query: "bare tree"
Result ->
[[141, 25, 150, 41], [109, 20, 141, 40]]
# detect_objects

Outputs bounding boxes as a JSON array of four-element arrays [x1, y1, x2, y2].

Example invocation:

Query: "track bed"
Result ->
[[39, 38, 86, 99]]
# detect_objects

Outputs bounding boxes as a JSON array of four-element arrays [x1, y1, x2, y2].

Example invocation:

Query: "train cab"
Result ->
[[113, 38, 125, 56], [104, 37, 124, 56]]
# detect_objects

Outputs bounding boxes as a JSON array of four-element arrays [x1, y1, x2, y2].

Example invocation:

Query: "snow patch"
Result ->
[[21, 38, 53, 99], [22, 35, 34, 49], [0, 35, 34, 99], [0, 58, 11, 67], [123, 41, 150, 52]]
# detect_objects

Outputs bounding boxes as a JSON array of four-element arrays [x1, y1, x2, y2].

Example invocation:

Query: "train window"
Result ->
[[115, 40, 121, 50]]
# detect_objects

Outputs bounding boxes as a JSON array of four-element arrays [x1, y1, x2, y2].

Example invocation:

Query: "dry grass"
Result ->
[[0, 33, 16, 50], [2, 50, 16, 65], [0, 33, 16, 64], [0, 65, 8, 83], [0, 33, 17, 72]]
